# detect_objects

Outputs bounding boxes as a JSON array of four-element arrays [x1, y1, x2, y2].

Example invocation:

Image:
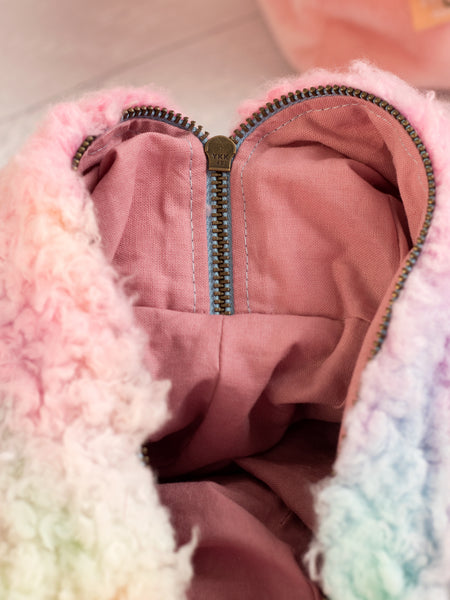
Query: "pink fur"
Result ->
[[0, 87, 193, 599]]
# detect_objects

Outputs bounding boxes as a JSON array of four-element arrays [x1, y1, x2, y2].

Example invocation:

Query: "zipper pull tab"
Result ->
[[204, 135, 236, 172]]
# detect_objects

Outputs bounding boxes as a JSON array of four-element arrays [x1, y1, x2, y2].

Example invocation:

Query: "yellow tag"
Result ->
[[409, 0, 450, 30]]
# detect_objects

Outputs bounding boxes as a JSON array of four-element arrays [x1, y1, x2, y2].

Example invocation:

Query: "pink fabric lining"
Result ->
[[82, 120, 210, 313], [231, 97, 419, 316], [78, 94, 427, 598]]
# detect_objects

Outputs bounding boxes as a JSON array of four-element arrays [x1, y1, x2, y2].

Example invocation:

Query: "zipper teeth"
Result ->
[[121, 105, 210, 140], [210, 171, 232, 314], [230, 84, 436, 359], [72, 105, 210, 170], [72, 135, 96, 170], [72, 85, 436, 359], [139, 444, 150, 467]]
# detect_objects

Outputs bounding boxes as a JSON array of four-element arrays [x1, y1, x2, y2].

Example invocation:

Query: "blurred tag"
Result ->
[[409, 0, 450, 30]]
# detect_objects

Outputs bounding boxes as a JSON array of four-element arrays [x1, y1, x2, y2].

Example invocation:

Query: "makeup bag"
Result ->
[[0, 61, 449, 600]]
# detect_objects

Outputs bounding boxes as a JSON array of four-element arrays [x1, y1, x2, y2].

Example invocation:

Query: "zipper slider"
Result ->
[[204, 135, 236, 172]]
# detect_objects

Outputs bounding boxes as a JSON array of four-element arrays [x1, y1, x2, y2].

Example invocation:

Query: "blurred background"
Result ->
[[0, 0, 291, 167], [2, 0, 450, 167]]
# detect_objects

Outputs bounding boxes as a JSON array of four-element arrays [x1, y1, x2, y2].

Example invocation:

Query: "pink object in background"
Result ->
[[257, 0, 450, 89]]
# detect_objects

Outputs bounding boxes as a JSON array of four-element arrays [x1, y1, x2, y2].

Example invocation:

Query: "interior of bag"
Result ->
[[78, 95, 428, 598]]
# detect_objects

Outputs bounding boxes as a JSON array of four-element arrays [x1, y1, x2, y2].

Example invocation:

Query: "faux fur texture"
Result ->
[[1, 62, 450, 600], [247, 62, 450, 600], [0, 88, 194, 599]]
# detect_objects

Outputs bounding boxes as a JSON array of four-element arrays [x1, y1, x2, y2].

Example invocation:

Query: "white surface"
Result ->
[[0, 0, 293, 166]]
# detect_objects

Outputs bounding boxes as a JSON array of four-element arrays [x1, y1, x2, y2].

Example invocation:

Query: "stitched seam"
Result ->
[[240, 165, 251, 312], [88, 144, 109, 155], [239, 101, 428, 313], [386, 194, 403, 265], [188, 139, 197, 313], [370, 110, 427, 194]]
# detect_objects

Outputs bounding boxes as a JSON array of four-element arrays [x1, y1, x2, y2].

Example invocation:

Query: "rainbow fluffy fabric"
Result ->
[[0, 62, 450, 599]]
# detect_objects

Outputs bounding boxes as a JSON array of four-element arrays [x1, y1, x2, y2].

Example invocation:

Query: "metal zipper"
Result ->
[[71, 106, 209, 169], [204, 136, 236, 315], [72, 85, 436, 357]]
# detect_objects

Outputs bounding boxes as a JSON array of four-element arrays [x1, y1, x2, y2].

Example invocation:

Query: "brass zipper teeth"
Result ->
[[230, 85, 436, 359], [73, 86, 435, 357], [120, 105, 209, 140], [72, 135, 96, 170], [139, 444, 150, 467], [210, 171, 232, 314], [72, 106, 210, 170]]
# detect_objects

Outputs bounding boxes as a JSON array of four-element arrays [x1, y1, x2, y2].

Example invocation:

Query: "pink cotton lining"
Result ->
[[78, 94, 428, 599]]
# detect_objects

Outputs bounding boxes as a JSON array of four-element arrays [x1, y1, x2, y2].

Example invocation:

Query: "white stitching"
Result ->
[[370, 110, 427, 195], [240, 162, 251, 312], [88, 144, 109, 155], [239, 101, 428, 312], [188, 139, 197, 313]]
